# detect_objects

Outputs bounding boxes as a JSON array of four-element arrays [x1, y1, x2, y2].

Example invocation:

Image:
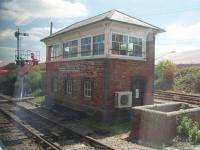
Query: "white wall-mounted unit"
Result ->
[[115, 91, 132, 108]]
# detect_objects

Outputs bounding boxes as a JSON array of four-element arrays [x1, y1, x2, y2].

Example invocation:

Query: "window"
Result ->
[[93, 34, 104, 55], [112, 33, 143, 57], [83, 80, 92, 100], [112, 33, 128, 51], [63, 40, 78, 58], [64, 79, 73, 95], [50, 44, 60, 60], [81, 37, 91, 56], [129, 36, 143, 57], [52, 78, 58, 93]]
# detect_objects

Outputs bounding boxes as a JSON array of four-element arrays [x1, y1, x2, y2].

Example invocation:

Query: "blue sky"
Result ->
[[0, 0, 200, 66]]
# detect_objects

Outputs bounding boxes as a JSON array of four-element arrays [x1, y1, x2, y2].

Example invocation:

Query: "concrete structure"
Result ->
[[129, 102, 200, 147], [41, 10, 164, 118]]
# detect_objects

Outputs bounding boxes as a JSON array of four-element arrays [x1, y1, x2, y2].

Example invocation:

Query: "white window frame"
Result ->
[[63, 40, 78, 58], [83, 80, 92, 99], [49, 44, 61, 61], [110, 32, 146, 59], [128, 36, 143, 57], [81, 36, 92, 56], [65, 79, 73, 95], [93, 34, 105, 55]]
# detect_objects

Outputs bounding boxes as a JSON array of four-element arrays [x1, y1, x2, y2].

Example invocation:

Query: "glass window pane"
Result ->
[[123, 35, 128, 43], [81, 37, 91, 56], [93, 34, 104, 55], [139, 38, 142, 45]]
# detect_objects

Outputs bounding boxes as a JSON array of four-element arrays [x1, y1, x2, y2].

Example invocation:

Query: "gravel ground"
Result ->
[[16, 101, 155, 150], [97, 137, 155, 150], [1, 97, 199, 150]]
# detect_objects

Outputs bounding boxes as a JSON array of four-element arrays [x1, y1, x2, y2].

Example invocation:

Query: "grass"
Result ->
[[28, 96, 45, 107], [80, 118, 131, 136]]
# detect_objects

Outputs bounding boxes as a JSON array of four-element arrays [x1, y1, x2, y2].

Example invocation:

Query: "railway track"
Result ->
[[0, 101, 115, 150], [0, 104, 66, 150], [0, 110, 58, 150], [154, 90, 200, 106]]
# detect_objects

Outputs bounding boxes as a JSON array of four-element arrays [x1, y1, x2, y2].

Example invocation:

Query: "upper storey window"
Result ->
[[112, 33, 128, 51], [111, 33, 143, 57], [63, 40, 78, 58], [129, 36, 142, 57], [93, 34, 104, 55], [81, 37, 91, 56], [49, 44, 60, 61]]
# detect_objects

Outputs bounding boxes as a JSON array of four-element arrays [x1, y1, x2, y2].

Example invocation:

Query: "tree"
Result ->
[[175, 67, 200, 93], [155, 60, 176, 90], [26, 66, 43, 96], [0, 69, 18, 96]]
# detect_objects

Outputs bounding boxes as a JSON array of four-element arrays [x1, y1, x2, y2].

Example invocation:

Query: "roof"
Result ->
[[0, 63, 17, 75], [41, 9, 165, 41], [157, 49, 200, 64]]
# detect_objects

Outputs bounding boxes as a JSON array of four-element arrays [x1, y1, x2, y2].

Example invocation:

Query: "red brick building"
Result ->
[[41, 10, 164, 118]]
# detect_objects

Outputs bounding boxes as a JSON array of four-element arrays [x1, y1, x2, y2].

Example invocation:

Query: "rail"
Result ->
[[0, 107, 62, 150], [14, 103, 115, 150], [0, 97, 115, 150], [154, 90, 200, 106]]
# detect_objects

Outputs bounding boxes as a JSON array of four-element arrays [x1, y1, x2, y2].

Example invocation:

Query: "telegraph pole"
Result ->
[[17, 28, 20, 59]]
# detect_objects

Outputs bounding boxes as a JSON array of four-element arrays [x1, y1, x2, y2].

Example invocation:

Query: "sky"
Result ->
[[0, 0, 200, 66]]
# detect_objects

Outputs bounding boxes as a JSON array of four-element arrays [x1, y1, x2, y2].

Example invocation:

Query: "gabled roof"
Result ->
[[41, 9, 165, 41]]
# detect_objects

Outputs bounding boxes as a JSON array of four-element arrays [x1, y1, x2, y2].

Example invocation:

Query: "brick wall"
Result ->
[[45, 33, 155, 115], [46, 59, 106, 112]]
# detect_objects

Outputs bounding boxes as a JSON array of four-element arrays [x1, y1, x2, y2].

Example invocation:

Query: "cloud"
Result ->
[[0, 28, 16, 40], [0, 0, 88, 25], [155, 22, 200, 57], [0, 47, 15, 66], [26, 27, 60, 41], [0, 27, 60, 41], [165, 22, 200, 41], [0, 26, 61, 63]]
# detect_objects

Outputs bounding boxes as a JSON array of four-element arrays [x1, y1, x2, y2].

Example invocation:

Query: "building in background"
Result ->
[[41, 10, 164, 119], [157, 49, 200, 68]]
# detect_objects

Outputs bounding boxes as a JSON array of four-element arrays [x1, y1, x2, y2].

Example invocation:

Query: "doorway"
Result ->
[[132, 77, 146, 106]]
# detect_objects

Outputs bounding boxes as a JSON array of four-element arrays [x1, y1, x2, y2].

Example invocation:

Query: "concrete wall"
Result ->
[[129, 103, 200, 147]]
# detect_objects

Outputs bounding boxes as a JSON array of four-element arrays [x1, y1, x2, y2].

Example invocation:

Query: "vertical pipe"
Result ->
[[50, 22, 53, 35], [17, 28, 19, 60]]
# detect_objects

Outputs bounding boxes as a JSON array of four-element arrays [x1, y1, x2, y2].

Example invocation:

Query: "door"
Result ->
[[132, 77, 146, 106]]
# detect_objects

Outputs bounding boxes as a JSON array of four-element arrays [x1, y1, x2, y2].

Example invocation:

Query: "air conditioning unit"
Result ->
[[115, 91, 132, 108]]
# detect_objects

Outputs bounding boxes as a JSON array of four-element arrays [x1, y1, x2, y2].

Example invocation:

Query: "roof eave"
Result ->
[[40, 18, 110, 42], [107, 18, 165, 33], [40, 18, 165, 42]]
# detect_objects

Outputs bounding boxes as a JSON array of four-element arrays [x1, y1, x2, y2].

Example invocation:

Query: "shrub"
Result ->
[[175, 67, 200, 93], [195, 130, 200, 144], [155, 78, 174, 90], [177, 117, 193, 137], [155, 60, 176, 90], [32, 88, 43, 97], [177, 116, 200, 144], [189, 122, 199, 144], [0, 69, 18, 96]]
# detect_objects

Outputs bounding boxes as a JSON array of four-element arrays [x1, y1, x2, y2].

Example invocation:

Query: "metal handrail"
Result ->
[[15, 49, 40, 61], [110, 49, 145, 57]]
